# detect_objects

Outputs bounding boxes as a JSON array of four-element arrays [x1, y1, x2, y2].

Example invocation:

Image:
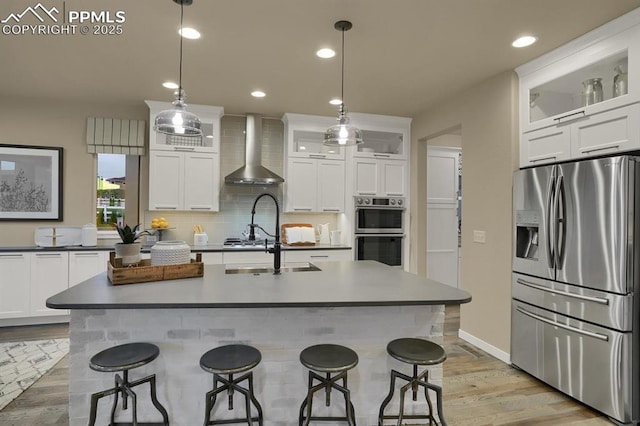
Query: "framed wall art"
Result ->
[[0, 144, 63, 221]]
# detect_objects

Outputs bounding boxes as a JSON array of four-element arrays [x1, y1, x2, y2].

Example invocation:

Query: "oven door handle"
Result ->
[[355, 234, 405, 237], [516, 306, 609, 342], [516, 278, 609, 305]]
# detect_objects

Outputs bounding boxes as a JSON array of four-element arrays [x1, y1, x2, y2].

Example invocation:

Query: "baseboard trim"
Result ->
[[458, 329, 511, 364]]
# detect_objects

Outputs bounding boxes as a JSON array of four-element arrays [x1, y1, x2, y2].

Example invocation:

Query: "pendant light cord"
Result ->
[[340, 26, 345, 109], [178, 2, 184, 96]]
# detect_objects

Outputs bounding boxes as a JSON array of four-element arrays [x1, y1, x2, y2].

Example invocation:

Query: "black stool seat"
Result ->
[[200, 344, 264, 425], [378, 338, 448, 426], [300, 344, 358, 373], [88, 342, 169, 426], [200, 344, 261, 374], [298, 344, 358, 425], [387, 338, 447, 365], [90, 342, 160, 372]]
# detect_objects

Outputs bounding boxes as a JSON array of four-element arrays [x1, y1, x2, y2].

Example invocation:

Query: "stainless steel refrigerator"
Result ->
[[511, 155, 640, 425]]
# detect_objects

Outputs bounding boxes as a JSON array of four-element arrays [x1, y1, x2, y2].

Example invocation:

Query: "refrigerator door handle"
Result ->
[[555, 174, 567, 269], [546, 172, 556, 269], [516, 306, 609, 342], [516, 278, 610, 305]]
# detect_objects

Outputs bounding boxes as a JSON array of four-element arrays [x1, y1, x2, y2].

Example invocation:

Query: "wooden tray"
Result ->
[[281, 223, 316, 246], [107, 252, 203, 285]]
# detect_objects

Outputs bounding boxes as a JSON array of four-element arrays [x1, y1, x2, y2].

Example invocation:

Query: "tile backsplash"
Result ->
[[143, 115, 339, 244]]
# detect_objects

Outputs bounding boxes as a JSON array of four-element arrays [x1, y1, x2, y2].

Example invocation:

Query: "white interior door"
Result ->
[[427, 147, 461, 288]]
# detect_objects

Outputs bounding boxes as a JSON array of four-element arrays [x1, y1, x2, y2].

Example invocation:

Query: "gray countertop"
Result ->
[[46, 260, 471, 309], [0, 244, 351, 253]]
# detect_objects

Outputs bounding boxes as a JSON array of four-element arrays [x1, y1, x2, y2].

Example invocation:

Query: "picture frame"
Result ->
[[0, 144, 63, 221]]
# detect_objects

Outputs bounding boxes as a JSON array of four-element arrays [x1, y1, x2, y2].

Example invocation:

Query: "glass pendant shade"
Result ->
[[154, 91, 202, 136], [324, 113, 363, 146]]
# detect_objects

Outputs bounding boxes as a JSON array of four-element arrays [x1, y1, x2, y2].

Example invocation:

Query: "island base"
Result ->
[[68, 305, 446, 425]]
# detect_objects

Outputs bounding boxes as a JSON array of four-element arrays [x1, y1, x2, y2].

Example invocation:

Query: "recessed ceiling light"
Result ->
[[317, 48, 336, 59], [329, 98, 342, 105], [251, 91, 266, 98], [162, 81, 179, 89], [512, 35, 537, 48], [179, 27, 201, 39]]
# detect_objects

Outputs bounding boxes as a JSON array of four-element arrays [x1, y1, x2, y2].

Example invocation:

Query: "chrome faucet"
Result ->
[[249, 192, 282, 274]]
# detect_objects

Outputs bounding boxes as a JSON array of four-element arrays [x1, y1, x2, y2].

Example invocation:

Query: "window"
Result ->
[[96, 154, 140, 232]]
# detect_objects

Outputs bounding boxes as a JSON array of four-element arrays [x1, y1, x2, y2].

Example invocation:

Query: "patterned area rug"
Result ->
[[0, 339, 69, 411]]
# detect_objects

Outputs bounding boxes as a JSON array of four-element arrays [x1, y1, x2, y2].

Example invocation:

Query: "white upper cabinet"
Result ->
[[285, 158, 346, 213], [283, 113, 346, 160], [517, 10, 640, 167], [354, 159, 406, 197], [350, 113, 411, 160], [145, 101, 223, 153]]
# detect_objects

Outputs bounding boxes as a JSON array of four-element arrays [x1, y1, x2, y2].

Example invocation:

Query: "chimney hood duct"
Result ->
[[224, 114, 284, 185]]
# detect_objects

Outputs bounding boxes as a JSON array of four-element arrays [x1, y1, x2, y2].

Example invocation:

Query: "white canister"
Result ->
[[330, 230, 341, 246], [81, 224, 98, 247], [193, 233, 208, 246], [150, 241, 191, 265]]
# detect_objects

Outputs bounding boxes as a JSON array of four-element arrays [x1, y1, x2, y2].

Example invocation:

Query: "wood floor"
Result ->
[[0, 308, 615, 425]]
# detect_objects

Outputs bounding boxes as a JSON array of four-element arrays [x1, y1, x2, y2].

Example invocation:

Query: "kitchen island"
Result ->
[[47, 260, 470, 426]]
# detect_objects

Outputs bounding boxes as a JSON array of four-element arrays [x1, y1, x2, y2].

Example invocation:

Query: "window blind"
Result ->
[[86, 117, 145, 155]]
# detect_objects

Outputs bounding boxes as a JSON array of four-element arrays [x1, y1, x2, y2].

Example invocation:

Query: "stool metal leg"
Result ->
[[299, 370, 356, 426], [204, 371, 263, 426]]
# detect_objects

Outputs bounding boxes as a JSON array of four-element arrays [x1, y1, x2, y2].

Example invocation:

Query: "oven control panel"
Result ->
[[355, 196, 404, 208]]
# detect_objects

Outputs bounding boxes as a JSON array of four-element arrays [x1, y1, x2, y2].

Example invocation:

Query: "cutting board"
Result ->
[[281, 223, 316, 246]]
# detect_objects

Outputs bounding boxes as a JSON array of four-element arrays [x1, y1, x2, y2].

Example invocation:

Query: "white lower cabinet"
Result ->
[[30, 252, 69, 317], [354, 159, 406, 196], [0, 253, 30, 319], [285, 250, 352, 263], [285, 158, 345, 213], [199, 252, 223, 264], [149, 151, 220, 211], [223, 251, 274, 264], [69, 251, 109, 287]]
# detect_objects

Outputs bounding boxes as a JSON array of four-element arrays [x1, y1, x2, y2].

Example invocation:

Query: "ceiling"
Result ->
[[2, 0, 640, 119]]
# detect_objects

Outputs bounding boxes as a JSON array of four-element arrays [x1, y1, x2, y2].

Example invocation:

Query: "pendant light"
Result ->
[[154, 0, 202, 136], [324, 20, 363, 147]]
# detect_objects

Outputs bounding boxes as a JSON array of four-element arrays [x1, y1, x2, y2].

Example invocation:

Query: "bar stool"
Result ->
[[200, 344, 264, 426], [298, 344, 358, 426], [88, 342, 169, 426], [378, 338, 447, 426]]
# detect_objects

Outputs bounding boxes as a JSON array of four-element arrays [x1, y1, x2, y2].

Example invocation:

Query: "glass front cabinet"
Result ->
[[517, 14, 640, 167]]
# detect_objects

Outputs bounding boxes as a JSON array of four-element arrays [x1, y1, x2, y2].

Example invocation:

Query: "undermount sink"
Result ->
[[225, 262, 321, 274]]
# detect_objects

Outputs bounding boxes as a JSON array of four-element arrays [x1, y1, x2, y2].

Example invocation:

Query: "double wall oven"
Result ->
[[354, 196, 404, 267]]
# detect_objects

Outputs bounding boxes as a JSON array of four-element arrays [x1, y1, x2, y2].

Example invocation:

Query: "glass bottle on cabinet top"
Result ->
[[528, 51, 628, 125]]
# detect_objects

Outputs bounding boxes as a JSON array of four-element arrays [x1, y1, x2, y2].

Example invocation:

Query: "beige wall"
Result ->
[[410, 70, 519, 353], [0, 96, 146, 246]]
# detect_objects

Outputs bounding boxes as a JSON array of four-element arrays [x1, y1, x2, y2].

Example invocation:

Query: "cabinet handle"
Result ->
[[310, 255, 329, 258], [73, 252, 100, 257], [309, 154, 327, 159], [35, 253, 62, 258], [293, 208, 313, 211], [322, 208, 341, 212], [554, 110, 586, 123], [155, 206, 177, 210], [173, 146, 196, 151], [190, 207, 212, 210], [581, 144, 620, 154], [530, 155, 557, 163], [0, 254, 24, 258], [373, 153, 391, 158], [386, 193, 403, 196], [358, 192, 376, 196]]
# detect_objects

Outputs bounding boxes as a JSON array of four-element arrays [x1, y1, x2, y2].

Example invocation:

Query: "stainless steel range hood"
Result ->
[[224, 114, 284, 185]]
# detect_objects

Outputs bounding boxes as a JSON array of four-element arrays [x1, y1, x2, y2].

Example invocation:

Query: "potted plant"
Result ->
[[113, 224, 150, 266]]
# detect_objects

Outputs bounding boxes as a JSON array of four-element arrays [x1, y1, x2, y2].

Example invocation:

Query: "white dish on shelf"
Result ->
[[150, 240, 191, 265]]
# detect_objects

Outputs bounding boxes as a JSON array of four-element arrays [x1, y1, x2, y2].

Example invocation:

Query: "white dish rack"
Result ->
[[34, 227, 82, 247]]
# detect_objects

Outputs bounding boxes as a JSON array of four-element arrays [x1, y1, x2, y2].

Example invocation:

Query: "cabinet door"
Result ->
[[30, 252, 68, 317], [354, 159, 379, 195], [571, 103, 640, 159], [184, 152, 219, 212], [520, 126, 571, 167], [381, 160, 406, 196], [285, 249, 352, 263], [223, 252, 274, 264], [69, 251, 108, 287], [317, 160, 345, 213], [149, 151, 184, 210], [199, 252, 223, 264], [286, 158, 317, 212], [0, 253, 30, 319]]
